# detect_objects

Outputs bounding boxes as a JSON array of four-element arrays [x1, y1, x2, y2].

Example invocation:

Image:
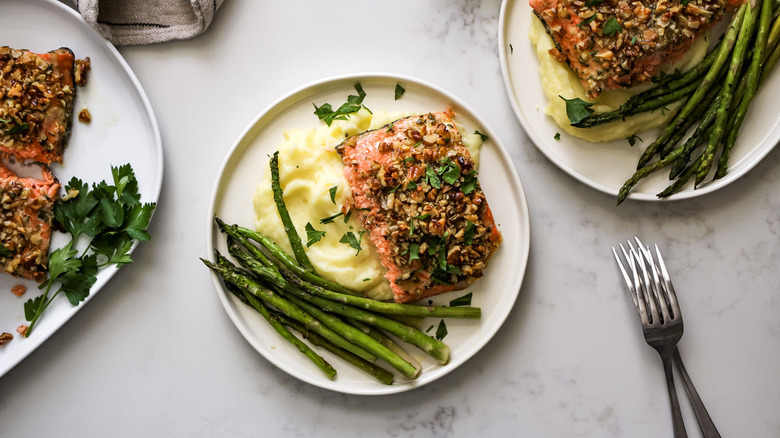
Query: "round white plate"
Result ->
[[207, 73, 531, 395], [499, 0, 780, 201], [0, 0, 163, 377]]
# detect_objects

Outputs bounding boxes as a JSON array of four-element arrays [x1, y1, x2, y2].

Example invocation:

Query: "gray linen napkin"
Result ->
[[74, 0, 224, 45]]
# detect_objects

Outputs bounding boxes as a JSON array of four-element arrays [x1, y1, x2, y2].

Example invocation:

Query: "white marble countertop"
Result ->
[[1, 1, 779, 436]]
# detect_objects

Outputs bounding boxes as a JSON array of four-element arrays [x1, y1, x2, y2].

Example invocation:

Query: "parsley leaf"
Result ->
[[320, 212, 343, 224], [559, 95, 596, 125], [408, 243, 420, 263], [602, 17, 622, 36], [394, 84, 406, 100], [4, 122, 29, 135], [22, 164, 156, 337], [627, 135, 643, 147], [554, 132, 561, 140], [329, 186, 338, 204], [425, 166, 441, 189], [313, 83, 368, 126], [464, 220, 475, 246], [439, 158, 461, 185], [461, 170, 478, 194], [474, 130, 489, 142], [0, 244, 12, 257], [339, 231, 365, 255], [435, 320, 448, 340], [578, 14, 597, 27], [450, 292, 473, 307], [305, 222, 326, 247]]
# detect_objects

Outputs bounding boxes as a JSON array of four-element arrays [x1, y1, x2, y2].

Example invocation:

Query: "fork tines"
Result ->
[[612, 237, 681, 325]]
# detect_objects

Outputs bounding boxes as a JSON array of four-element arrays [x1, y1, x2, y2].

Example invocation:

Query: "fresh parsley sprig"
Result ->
[[313, 83, 369, 126], [23, 164, 156, 337]]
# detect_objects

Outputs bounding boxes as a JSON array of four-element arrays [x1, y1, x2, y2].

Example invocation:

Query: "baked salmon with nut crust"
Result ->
[[530, 0, 741, 98], [0, 163, 60, 282], [336, 110, 502, 303], [0, 46, 89, 164]]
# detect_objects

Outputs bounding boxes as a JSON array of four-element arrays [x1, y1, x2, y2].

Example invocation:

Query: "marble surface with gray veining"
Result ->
[[1, 1, 779, 436]]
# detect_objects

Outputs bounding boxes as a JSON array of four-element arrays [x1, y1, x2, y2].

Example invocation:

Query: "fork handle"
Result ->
[[673, 348, 721, 438], [662, 355, 688, 438]]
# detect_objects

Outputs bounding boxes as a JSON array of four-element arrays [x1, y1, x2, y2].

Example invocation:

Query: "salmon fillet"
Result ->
[[0, 163, 60, 282], [530, 0, 741, 98], [0, 46, 88, 164], [336, 110, 502, 303]]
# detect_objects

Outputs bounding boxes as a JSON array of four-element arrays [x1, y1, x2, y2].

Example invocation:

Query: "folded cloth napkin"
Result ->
[[74, 0, 224, 45]]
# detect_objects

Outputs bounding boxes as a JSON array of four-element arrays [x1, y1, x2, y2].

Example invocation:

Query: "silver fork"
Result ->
[[612, 238, 721, 438]]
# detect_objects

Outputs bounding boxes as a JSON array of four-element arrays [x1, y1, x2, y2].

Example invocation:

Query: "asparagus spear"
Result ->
[[230, 223, 364, 297], [281, 270, 480, 319], [272, 312, 395, 385], [203, 256, 377, 362], [216, 217, 277, 270], [269, 151, 316, 273], [230, 247, 450, 365], [216, 249, 422, 378], [223, 282, 337, 379], [669, 104, 718, 179], [573, 80, 698, 128], [696, 0, 758, 185], [347, 318, 422, 377], [715, 0, 773, 179]]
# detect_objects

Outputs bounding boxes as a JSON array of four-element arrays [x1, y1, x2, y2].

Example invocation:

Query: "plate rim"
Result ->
[[498, 0, 780, 202], [205, 72, 531, 395], [0, 0, 164, 378]]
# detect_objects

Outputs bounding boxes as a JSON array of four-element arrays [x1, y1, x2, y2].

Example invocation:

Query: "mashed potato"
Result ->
[[253, 108, 482, 301], [529, 16, 709, 142]]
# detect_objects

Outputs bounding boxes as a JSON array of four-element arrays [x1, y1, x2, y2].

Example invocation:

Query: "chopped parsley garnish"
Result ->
[[559, 95, 595, 125], [584, 0, 604, 5], [328, 186, 338, 204], [464, 220, 475, 246], [409, 213, 431, 236], [461, 170, 478, 194], [425, 165, 441, 189], [0, 244, 12, 257], [3, 122, 28, 135], [406, 181, 417, 190], [577, 14, 597, 27], [305, 222, 326, 247], [602, 17, 622, 36], [343, 210, 352, 223], [554, 132, 561, 140], [627, 135, 643, 147], [339, 231, 365, 255], [408, 243, 420, 263], [450, 292, 473, 307], [320, 212, 344, 224], [394, 84, 406, 100], [509, 43, 514, 54], [438, 158, 461, 185], [631, 35, 638, 45], [435, 320, 448, 340], [474, 130, 489, 142], [363, 277, 371, 282], [313, 83, 368, 126]]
